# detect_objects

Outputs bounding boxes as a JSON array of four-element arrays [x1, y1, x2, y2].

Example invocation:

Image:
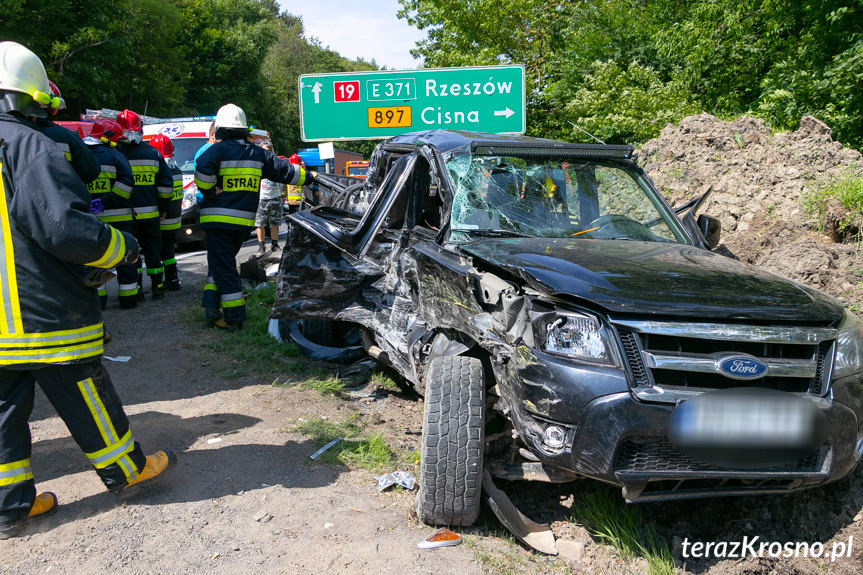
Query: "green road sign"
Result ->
[[298, 65, 525, 141]]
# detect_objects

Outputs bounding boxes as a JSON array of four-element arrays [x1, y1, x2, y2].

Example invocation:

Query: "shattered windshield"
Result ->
[[445, 154, 686, 243]]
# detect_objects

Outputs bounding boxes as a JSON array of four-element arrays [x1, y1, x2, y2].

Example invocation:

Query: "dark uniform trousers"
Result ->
[[0, 360, 147, 526], [133, 219, 163, 293], [160, 230, 178, 287], [203, 228, 249, 325], [98, 220, 140, 309]]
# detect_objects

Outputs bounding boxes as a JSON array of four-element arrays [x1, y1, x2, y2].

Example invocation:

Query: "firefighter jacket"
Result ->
[[86, 143, 135, 225], [37, 118, 100, 184], [118, 141, 173, 222], [160, 161, 183, 232], [0, 112, 138, 366], [195, 138, 306, 231]]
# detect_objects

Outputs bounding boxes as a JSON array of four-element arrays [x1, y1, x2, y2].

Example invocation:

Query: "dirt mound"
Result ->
[[640, 113, 863, 311]]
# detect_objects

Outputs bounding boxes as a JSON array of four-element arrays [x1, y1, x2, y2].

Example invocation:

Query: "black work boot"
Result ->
[[151, 279, 164, 300], [164, 266, 181, 291]]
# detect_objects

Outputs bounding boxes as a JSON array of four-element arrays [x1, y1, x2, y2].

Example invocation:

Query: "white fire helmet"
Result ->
[[0, 41, 57, 116], [214, 103, 248, 130]]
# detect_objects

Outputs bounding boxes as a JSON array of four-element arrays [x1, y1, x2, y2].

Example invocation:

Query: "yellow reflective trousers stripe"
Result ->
[[78, 378, 138, 480], [0, 459, 33, 487]]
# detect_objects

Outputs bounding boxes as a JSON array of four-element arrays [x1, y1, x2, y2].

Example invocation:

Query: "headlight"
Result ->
[[181, 189, 197, 211], [835, 311, 863, 378], [541, 310, 615, 365]]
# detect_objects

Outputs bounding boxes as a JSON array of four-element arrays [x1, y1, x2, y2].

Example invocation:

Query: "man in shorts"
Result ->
[[251, 142, 286, 259]]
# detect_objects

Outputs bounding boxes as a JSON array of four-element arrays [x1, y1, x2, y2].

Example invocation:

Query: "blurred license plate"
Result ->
[[670, 388, 817, 448]]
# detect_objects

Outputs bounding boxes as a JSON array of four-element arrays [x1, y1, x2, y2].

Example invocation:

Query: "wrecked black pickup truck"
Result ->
[[272, 129, 863, 530]]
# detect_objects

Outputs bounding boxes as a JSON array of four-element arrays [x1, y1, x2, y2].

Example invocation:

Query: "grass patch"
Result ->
[[294, 416, 393, 472], [803, 168, 863, 235], [466, 528, 571, 575], [184, 281, 339, 380], [369, 368, 400, 391], [272, 375, 346, 397], [575, 487, 675, 575]]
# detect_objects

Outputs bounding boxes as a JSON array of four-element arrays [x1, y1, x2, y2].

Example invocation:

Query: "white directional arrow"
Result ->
[[311, 82, 323, 104], [494, 107, 515, 119]]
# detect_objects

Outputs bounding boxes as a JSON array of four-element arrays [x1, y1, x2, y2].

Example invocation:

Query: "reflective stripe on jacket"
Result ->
[[0, 113, 138, 366], [160, 163, 183, 232], [195, 138, 304, 231], [87, 144, 134, 224], [119, 141, 174, 217]]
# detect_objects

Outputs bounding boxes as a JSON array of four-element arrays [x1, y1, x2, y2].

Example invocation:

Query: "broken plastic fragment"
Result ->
[[373, 470, 416, 491], [310, 437, 342, 460], [417, 528, 462, 549], [104, 355, 131, 363]]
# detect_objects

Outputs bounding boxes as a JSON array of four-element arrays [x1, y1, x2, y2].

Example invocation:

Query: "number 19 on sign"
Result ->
[[367, 106, 411, 128], [334, 80, 360, 102]]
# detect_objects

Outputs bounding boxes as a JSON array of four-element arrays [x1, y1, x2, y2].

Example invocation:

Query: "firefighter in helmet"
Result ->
[[83, 118, 139, 309], [0, 41, 176, 539], [284, 153, 305, 213], [149, 134, 183, 291], [194, 103, 313, 332], [116, 109, 174, 301]]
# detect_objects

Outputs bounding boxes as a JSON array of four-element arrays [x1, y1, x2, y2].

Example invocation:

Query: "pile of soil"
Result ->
[[640, 113, 863, 311]]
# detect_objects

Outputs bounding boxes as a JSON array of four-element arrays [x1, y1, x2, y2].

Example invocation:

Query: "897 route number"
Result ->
[[367, 106, 411, 128]]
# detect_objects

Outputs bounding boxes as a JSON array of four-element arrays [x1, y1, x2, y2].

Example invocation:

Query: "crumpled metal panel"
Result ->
[[272, 223, 383, 320]]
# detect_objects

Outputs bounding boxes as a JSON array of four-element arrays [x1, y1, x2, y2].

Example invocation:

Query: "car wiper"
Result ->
[[451, 228, 532, 238]]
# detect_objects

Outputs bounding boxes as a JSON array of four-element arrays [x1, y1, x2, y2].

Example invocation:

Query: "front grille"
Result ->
[[614, 437, 827, 474], [650, 370, 811, 393], [612, 319, 836, 402]]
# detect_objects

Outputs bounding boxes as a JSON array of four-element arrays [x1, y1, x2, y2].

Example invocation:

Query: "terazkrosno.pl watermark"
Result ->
[[682, 536, 854, 562]]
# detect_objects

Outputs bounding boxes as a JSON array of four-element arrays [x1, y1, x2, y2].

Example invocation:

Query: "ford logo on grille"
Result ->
[[716, 354, 769, 380]]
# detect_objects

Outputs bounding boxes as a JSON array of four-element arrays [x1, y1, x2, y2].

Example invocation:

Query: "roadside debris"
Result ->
[[309, 437, 342, 460], [417, 528, 462, 549], [372, 471, 416, 491], [482, 470, 558, 555], [267, 318, 282, 342], [103, 355, 131, 363]]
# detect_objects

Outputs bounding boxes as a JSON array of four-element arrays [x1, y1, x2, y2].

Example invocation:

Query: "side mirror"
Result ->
[[697, 214, 721, 250]]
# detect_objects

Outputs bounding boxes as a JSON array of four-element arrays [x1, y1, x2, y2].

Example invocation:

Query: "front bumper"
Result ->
[[503, 349, 861, 501]]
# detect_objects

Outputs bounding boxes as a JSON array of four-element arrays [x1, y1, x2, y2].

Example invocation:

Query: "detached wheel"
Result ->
[[415, 355, 485, 526]]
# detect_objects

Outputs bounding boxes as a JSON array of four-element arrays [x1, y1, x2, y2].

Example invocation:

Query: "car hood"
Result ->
[[458, 238, 844, 322]]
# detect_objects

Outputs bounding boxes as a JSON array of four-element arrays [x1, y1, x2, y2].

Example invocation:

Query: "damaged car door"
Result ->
[[278, 150, 446, 376]]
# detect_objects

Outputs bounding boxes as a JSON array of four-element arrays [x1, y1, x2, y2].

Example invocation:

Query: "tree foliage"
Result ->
[[401, 0, 863, 148]]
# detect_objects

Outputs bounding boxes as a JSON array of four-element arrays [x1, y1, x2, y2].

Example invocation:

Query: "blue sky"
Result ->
[[278, 0, 427, 70]]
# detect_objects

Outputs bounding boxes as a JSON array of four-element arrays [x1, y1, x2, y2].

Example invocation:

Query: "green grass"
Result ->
[[803, 168, 863, 235], [465, 528, 572, 575], [574, 487, 675, 575], [294, 415, 393, 472], [185, 281, 340, 384], [369, 369, 400, 391], [272, 375, 346, 397]]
